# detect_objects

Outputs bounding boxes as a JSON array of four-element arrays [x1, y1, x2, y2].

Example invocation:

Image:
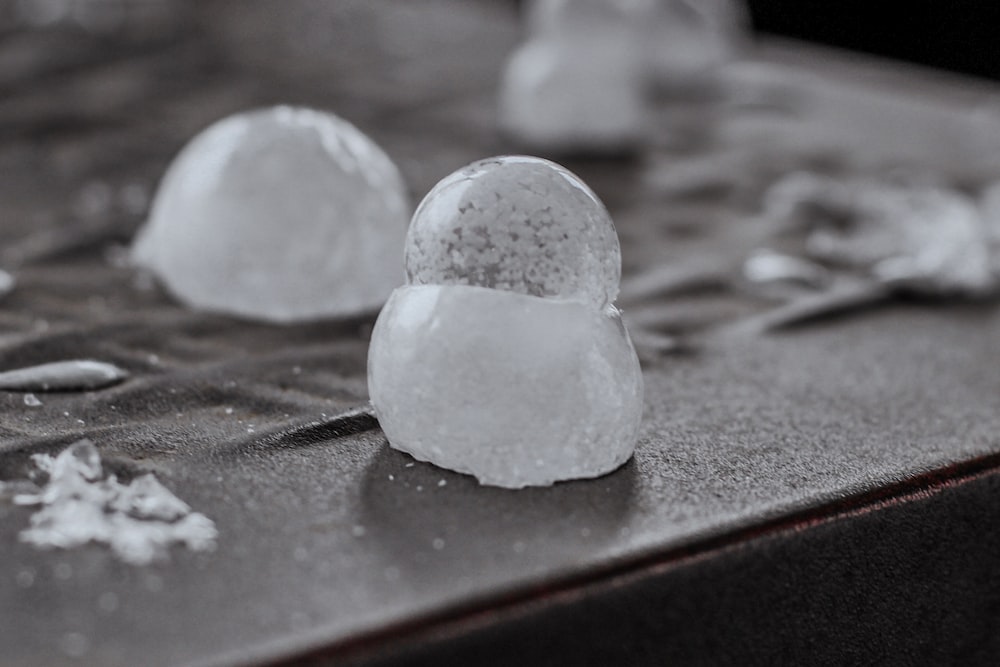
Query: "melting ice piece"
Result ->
[[12, 439, 217, 565], [0, 360, 128, 392], [369, 156, 643, 488], [132, 106, 410, 323]]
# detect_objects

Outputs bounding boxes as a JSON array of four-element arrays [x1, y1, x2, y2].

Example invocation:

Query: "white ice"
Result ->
[[404, 155, 621, 309], [9, 440, 217, 565], [369, 156, 643, 488], [132, 106, 410, 323]]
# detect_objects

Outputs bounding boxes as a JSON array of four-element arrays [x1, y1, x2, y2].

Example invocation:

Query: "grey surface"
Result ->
[[3, 3, 1000, 666]]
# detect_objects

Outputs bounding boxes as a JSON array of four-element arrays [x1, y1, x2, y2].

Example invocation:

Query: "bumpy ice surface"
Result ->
[[370, 156, 643, 488], [405, 156, 621, 309], [132, 106, 410, 322]]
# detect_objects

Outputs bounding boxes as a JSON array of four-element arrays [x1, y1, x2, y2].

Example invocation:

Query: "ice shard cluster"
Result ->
[[132, 106, 410, 322], [500, 0, 744, 152], [368, 156, 644, 488], [5, 440, 216, 565]]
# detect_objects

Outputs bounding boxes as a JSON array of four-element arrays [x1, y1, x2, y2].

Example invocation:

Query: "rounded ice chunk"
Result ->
[[368, 285, 643, 488], [405, 156, 621, 309], [132, 106, 410, 322], [369, 156, 643, 488]]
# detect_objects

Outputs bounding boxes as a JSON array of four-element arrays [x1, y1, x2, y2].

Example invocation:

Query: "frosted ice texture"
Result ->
[[405, 156, 621, 309], [7, 440, 217, 565], [132, 106, 409, 322], [369, 156, 643, 488]]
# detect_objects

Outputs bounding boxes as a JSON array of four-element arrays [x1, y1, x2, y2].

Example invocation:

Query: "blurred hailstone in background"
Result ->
[[132, 106, 411, 323], [500, 0, 746, 153]]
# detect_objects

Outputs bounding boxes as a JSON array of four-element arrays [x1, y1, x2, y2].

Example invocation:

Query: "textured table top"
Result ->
[[2, 2, 1000, 666]]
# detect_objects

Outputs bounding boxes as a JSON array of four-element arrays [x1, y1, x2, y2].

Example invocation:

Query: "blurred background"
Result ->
[[3, 0, 1000, 81], [747, 0, 1000, 82]]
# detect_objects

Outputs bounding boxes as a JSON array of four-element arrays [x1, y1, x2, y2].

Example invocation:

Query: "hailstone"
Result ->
[[132, 106, 410, 322], [368, 156, 643, 488]]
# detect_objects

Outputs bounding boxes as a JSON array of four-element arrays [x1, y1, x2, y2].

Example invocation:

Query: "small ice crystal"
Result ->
[[132, 106, 410, 323], [369, 157, 643, 488], [10, 440, 217, 565]]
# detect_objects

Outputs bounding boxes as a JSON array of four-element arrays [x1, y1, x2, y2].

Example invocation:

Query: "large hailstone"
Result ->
[[132, 106, 409, 322], [368, 156, 644, 488]]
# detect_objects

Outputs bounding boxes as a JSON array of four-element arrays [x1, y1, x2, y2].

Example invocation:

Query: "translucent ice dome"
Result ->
[[405, 156, 621, 309], [132, 106, 410, 322], [369, 156, 643, 488]]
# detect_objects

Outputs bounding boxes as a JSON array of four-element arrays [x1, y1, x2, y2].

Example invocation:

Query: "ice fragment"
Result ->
[[501, 2, 644, 152], [9, 439, 217, 565], [0, 359, 128, 392], [405, 156, 620, 308], [132, 106, 410, 322]]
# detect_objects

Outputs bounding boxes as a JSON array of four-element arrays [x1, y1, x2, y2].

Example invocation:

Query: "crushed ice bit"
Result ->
[[131, 105, 410, 323], [0, 268, 15, 298], [499, 32, 644, 153], [0, 360, 128, 392], [8, 440, 217, 565], [370, 157, 643, 488], [23, 393, 42, 407], [760, 172, 998, 297]]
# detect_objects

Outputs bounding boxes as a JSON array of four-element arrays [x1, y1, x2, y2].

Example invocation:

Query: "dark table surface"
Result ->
[[2, 2, 1000, 666]]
